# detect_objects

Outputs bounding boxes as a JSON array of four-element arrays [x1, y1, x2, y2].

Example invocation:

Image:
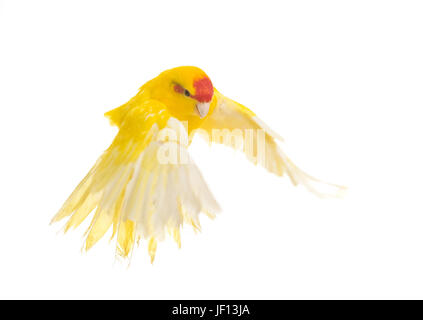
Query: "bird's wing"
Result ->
[[198, 89, 345, 197], [51, 100, 220, 262]]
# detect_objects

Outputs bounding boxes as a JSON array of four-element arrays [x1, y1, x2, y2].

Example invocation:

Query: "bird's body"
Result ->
[[51, 66, 344, 262]]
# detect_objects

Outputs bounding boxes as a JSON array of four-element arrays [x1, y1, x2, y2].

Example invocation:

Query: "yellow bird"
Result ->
[[51, 66, 344, 263]]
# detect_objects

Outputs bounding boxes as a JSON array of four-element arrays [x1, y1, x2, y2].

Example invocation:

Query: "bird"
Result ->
[[51, 66, 345, 263]]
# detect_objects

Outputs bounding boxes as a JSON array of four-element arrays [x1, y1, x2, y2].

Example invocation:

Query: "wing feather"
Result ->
[[200, 90, 346, 197], [52, 101, 220, 262]]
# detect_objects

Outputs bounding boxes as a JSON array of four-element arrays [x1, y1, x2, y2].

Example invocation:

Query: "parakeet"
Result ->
[[51, 66, 344, 263]]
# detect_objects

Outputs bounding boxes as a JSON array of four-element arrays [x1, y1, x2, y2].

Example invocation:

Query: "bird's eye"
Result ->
[[184, 89, 191, 97]]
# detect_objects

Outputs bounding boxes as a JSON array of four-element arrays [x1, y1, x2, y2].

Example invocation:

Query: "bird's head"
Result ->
[[149, 66, 215, 124]]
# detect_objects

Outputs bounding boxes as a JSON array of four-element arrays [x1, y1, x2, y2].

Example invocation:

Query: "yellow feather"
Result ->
[[52, 66, 343, 264], [148, 238, 157, 263], [117, 220, 135, 258]]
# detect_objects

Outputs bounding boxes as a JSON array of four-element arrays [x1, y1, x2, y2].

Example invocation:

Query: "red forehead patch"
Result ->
[[192, 77, 213, 102]]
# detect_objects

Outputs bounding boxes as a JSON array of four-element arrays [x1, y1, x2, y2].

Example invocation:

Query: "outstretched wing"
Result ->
[[199, 89, 345, 197], [51, 100, 220, 262]]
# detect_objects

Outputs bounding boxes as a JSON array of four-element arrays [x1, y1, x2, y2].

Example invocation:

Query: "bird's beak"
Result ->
[[196, 102, 210, 118]]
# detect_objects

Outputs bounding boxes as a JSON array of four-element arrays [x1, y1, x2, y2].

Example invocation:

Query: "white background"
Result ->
[[1, 0, 423, 299]]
